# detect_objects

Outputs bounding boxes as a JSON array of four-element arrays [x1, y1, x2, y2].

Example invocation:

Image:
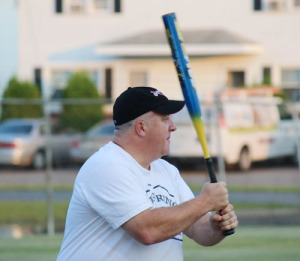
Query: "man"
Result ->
[[57, 87, 238, 261]]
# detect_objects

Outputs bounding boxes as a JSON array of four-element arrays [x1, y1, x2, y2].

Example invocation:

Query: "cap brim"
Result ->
[[154, 100, 185, 115]]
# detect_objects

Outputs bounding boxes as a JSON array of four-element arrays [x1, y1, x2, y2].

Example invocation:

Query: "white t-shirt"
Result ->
[[57, 142, 194, 261]]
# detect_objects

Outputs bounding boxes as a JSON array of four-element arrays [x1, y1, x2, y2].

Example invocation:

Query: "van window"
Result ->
[[277, 104, 292, 120], [223, 102, 254, 129], [252, 104, 279, 128]]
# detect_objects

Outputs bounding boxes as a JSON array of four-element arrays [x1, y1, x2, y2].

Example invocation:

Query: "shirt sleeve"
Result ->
[[82, 164, 153, 230], [175, 169, 195, 203], [158, 159, 195, 203]]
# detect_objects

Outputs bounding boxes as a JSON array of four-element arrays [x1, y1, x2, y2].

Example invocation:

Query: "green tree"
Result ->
[[1, 77, 42, 121], [60, 72, 103, 132]]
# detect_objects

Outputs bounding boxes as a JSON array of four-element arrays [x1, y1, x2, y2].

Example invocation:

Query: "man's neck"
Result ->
[[112, 138, 152, 170]]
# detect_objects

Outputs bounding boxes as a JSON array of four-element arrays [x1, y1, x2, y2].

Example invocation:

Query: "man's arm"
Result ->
[[122, 182, 228, 245], [184, 204, 238, 246]]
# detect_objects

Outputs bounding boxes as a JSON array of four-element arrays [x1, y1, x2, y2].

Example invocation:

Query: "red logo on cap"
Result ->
[[151, 90, 164, 97]]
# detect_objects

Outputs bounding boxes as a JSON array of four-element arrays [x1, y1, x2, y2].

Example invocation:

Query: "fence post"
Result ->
[[44, 98, 55, 235], [291, 102, 300, 175], [214, 95, 226, 182]]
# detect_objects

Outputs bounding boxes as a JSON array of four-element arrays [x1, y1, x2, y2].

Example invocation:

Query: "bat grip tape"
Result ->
[[205, 158, 217, 183], [205, 158, 235, 236]]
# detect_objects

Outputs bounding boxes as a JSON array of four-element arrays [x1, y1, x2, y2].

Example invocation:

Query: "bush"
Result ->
[[1, 77, 43, 121], [60, 72, 103, 132]]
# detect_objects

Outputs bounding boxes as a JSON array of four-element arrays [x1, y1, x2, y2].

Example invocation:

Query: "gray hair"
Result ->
[[114, 112, 154, 133], [114, 120, 135, 132]]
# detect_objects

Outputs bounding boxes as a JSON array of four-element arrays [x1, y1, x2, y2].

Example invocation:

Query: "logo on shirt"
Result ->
[[146, 184, 177, 207]]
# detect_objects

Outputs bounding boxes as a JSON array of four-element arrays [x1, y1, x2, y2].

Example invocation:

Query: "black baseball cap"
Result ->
[[113, 87, 185, 126]]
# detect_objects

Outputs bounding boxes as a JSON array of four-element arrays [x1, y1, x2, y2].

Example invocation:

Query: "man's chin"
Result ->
[[162, 149, 170, 157]]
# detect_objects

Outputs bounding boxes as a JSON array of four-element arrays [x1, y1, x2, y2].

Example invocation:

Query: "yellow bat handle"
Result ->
[[192, 117, 210, 159]]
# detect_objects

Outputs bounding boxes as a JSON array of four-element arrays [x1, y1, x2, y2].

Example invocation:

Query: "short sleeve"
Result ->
[[82, 164, 153, 229], [156, 159, 195, 203], [176, 173, 195, 203]]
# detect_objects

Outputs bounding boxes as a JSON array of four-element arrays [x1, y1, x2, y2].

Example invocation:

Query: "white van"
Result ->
[[168, 96, 296, 171]]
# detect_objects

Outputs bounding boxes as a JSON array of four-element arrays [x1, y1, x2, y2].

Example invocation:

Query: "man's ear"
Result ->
[[135, 120, 147, 137]]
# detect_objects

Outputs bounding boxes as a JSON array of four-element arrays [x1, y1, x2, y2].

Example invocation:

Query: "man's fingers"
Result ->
[[220, 215, 236, 226], [221, 210, 234, 221], [211, 212, 222, 222], [220, 203, 233, 216], [220, 218, 239, 231]]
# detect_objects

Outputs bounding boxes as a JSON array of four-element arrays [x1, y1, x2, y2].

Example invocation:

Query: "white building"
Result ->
[[1, 0, 300, 112]]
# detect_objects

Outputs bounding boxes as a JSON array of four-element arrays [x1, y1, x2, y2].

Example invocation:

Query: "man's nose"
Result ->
[[169, 118, 177, 132]]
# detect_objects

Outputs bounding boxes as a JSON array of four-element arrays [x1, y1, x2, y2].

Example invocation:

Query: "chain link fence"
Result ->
[[0, 97, 112, 235], [0, 97, 299, 236]]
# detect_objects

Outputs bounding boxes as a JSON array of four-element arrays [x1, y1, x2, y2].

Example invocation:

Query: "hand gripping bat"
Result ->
[[162, 12, 235, 236]]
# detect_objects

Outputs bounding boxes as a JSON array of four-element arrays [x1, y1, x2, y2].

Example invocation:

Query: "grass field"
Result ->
[[0, 201, 298, 233], [0, 226, 299, 261]]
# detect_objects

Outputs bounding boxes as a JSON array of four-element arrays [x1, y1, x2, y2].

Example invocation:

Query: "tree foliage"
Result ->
[[60, 72, 103, 132], [1, 77, 43, 121]]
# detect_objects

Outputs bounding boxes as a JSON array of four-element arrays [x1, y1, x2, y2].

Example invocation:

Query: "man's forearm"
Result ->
[[122, 182, 229, 245], [122, 195, 210, 245]]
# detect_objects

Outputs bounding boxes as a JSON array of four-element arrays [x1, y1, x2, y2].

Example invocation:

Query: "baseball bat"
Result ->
[[162, 12, 234, 236]]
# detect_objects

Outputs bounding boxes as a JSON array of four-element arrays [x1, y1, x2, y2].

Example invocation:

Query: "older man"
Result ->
[[57, 87, 238, 261]]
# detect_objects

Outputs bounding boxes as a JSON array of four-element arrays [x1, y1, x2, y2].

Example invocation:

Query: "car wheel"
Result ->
[[32, 150, 46, 169], [238, 147, 251, 171]]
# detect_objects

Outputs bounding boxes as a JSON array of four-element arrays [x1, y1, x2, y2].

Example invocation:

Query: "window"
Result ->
[[228, 71, 245, 88], [262, 67, 271, 85], [51, 70, 100, 97], [282, 69, 300, 88], [277, 104, 292, 120], [55, 0, 121, 15], [34, 68, 42, 92], [51, 70, 72, 91], [0, 123, 33, 135], [295, 0, 300, 7], [129, 71, 148, 86], [253, 0, 287, 11], [86, 123, 114, 136], [105, 68, 112, 99], [254, 0, 262, 10], [253, 0, 300, 11], [94, 0, 108, 9], [55, 0, 63, 13], [281, 69, 300, 100]]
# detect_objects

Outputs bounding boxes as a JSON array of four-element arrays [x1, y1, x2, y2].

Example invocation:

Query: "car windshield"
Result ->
[[0, 123, 33, 135], [86, 124, 115, 137]]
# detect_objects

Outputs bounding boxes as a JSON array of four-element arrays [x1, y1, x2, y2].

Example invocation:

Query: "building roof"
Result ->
[[106, 29, 256, 45], [48, 29, 263, 62], [95, 29, 262, 57]]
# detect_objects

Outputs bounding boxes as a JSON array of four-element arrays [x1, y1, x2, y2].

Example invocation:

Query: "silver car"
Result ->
[[0, 118, 78, 169], [70, 121, 115, 164]]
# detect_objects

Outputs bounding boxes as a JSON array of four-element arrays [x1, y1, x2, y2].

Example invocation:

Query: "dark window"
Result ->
[[0, 123, 33, 135], [253, 0, 262, 11], [105, 68, 112, 99], [277, 104, 292, 120], [55, 0, 63, 13], [96, 125, 115, 135], [51, 89, 64, 99], [34, 68, 42, 92], [114, 0, 121, 13], [229, 71, 245, 88], [263, 67, 271, 85], [87, 123, 114, 136]]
